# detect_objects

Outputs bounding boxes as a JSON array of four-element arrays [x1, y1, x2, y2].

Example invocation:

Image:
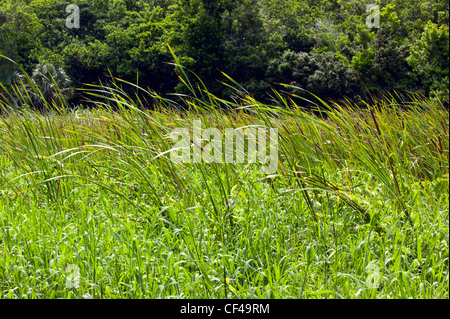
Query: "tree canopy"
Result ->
[[1, 0, 448, 104]]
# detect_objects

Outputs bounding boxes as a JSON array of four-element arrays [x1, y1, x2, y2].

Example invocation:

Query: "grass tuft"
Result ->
[[0, 65, 448, 298]]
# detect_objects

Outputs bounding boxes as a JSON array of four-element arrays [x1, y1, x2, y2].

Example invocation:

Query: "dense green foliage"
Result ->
[[1, 0, 448, 103], [0, 0, 448, 301], [0, 73, 448, 298]]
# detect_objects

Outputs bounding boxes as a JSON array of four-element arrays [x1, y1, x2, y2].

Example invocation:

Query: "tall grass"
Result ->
[[0, 63, 448, 298]]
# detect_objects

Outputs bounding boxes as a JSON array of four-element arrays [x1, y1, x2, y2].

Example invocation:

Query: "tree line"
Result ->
[[0, 0, 448, 106]]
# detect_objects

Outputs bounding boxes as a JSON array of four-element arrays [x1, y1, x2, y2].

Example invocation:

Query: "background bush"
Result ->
[[1, 0, 448, 104]]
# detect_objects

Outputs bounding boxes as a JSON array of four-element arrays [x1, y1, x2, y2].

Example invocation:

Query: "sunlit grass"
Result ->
[[0, 64, 448, 298]]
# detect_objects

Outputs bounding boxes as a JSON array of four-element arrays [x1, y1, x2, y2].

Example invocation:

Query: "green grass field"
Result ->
[[0, 73, 448, 299]]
